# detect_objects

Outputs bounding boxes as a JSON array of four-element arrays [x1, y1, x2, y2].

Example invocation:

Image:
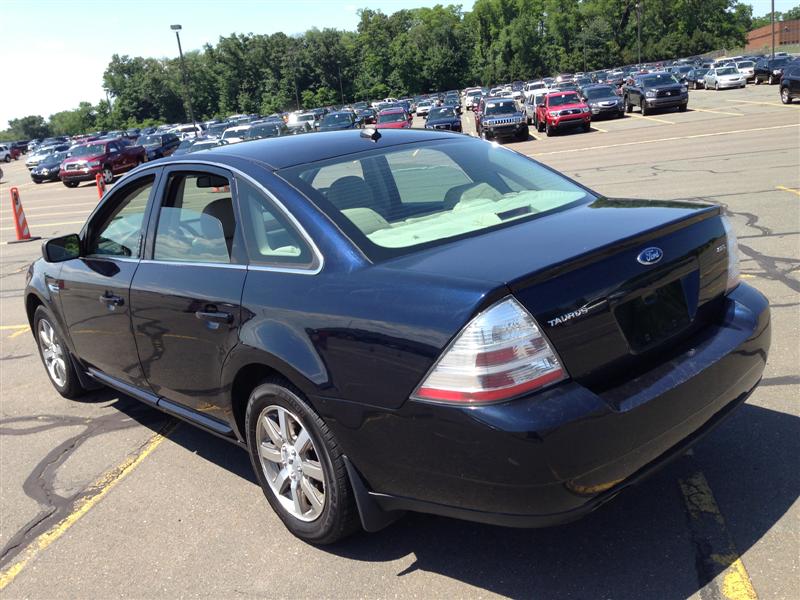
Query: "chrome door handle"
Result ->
[[195, 310, 233, 324], [99, 293, 124, 307]]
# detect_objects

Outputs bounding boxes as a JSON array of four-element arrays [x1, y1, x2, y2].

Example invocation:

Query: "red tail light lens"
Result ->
[[414, 297, 567, 404]]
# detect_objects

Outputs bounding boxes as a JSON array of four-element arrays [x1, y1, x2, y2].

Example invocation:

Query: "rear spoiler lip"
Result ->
[[507, 201, 721, 292]]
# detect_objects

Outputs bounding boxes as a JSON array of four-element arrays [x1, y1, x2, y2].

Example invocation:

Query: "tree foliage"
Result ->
[[1, 0, 771, 140]]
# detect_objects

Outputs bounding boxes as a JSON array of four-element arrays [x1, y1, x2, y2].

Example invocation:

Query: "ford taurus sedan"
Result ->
[[25, 130, 770, 544]]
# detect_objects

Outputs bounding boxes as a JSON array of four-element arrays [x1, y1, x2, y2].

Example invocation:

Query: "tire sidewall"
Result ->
[[33, 305, 77, 396], [245, 382, 348, 543]]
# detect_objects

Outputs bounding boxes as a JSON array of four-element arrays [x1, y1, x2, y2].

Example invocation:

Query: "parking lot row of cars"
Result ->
[[4, 51, 797, 186]]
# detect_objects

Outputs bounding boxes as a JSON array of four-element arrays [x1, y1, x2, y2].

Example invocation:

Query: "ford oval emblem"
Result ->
[[637, 247, 664, 265]]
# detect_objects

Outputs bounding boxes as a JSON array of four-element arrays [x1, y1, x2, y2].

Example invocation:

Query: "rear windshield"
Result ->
[[278, 139, 593, 260]]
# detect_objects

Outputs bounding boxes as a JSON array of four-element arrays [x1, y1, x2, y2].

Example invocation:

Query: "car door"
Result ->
[[129, 165, 247, 420], [56, 171, 160, 388], [106, 142, 126, 173]]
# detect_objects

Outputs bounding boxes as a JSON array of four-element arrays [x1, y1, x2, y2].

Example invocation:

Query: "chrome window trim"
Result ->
[[140, 259, 246, 270], [157, 159, 324, 275], [84, 256, 140, 263]]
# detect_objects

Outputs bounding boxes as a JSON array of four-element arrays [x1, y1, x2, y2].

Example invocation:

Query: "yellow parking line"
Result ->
[[776, 185, 800, 197], [8, 329, 29, 339], [678, 469, 758, 600], [531, 123, 800, 156], [691, 107, 743, 117], [628, 113, 675, 124], [0, 423, 176, 591], [0, 219, 86, 232], [725, 99, 789, 108]]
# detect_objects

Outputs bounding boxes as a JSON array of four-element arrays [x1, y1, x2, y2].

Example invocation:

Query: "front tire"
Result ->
[[245, 380, 360, 545], [63, 181, 79, 188], [768, 75, 775, 85], [545, 122, 554, 136], [33, 306, 87, 399], [3, 155, 10, 163], [102, 166, 114, 184], [781, 88, 792, 104]]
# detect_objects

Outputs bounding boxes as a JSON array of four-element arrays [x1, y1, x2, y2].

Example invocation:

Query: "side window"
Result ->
[[153, 171, 236, 264], [385, 148, 472, 205], [107, 143, 118, 153], [236, 177, 315, 267], [86, 174, 155, 258]]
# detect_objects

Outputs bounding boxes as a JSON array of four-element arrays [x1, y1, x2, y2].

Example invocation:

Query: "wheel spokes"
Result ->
[[262, 414, 283, 446], [259, 441, 282, 464], [301, 477, 324, 513], [301, 459, 324, 482]]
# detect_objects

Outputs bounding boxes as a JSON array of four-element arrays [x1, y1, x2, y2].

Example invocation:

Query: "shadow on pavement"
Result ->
[[110, 398, 798, 600]]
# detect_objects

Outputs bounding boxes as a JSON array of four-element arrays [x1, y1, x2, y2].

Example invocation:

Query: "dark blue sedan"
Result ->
[[424, 106, 463, 132], [25, 129, 770, 544]]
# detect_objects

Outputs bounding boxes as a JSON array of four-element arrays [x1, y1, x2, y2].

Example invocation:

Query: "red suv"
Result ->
[[60, 140, 146, 188], [535, 91, 591, 136]]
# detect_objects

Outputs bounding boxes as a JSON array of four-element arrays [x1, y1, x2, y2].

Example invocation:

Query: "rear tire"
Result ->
[[678, 104, 687, 112], [641, 102, 649, 115], [755, 77, 761, 85], [245, 380, 360, 545], [102, 166, 114, 184], [63, 181, 78, 188], [33, 306, 87, 399]]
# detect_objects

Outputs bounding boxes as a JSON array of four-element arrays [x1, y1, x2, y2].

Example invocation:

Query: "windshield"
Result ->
[[676, 66, 693, 73], [737, 61, 754, 68], [428, 108, 456, 119], [208, 124, 228, 136], [641, 73, 678, 86], [44, 152, 68, 164], [71, 144, 106, 157], [248, 125, 280, 138], [548, 93, 581, 106], [322, 114, 353, 125], [378, 111, 407, 123], [717, 67, 738, 75], [484, 101, 517, 115], [138, 135, 161, 147], [584, 87, 615, 99], [279, 139, 593, 260]]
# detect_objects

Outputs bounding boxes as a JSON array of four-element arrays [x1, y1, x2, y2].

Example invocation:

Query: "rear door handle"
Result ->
[[195, 310, 233, 324], [99, 293, 124, 307]]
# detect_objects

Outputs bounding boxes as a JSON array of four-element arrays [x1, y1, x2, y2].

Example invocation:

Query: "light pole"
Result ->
[[635, 2, 642, 65], [337, 61, 345, 105], [771, 0, 775, 59], [170, 25, 197, 133]]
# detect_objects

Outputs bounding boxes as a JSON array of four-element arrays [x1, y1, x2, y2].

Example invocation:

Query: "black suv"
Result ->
[[754, 57, 791, 85], [780, 63, 800, 104], [624, 72, 688, 115]]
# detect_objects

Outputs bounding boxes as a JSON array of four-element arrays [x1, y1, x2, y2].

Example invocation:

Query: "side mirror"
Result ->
[[43, 233, 81, 263]]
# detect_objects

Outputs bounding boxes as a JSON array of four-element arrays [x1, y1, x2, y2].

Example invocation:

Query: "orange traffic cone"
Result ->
[[8, 187, 41, 244], [95, 173, 106, 199]]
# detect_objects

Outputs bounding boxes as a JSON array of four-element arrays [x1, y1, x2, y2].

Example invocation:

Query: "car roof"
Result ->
[[161, 129, 463, 170]]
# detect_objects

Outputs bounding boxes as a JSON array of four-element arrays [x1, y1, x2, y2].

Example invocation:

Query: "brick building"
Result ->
[[746, 19, 800, 52]]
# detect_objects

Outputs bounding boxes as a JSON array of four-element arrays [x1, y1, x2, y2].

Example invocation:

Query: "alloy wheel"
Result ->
[[255, 405, 326, 522], [38, 319, 67, 387], [102, 168, 113, 184]]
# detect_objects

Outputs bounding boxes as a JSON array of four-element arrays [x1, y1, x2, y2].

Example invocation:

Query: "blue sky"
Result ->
[[0, 0, 792, 128]]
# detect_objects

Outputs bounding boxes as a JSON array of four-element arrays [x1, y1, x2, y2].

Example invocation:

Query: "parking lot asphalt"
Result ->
[[0, 83, 798, 599]]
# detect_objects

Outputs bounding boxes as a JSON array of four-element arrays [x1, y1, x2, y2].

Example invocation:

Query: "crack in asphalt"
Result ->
[[0, 405, 169, 568]]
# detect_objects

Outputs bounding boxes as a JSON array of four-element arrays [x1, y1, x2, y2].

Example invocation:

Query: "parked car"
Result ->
[[754, 57, 792, 85], [319, 111, 360, 131], [247, 121, 289, 139], [423, 107, 462, 132], [535, 91, 591, 136], [685, 68, 709, 89], [416, 100, 433, 117], [0, 144, 11, 162], [59, 140, 146, 187], [30, 151, 70, 183], [25, 129, 769, 545], [476, 97, 529, 141], [187, 139, 228, 153], [780, 63, 800, 104], [357, 108, 377, 125], [735, 60, 756, 81], [581, 84, 625, 119], [25, 144, 71, 169], [288, 113, 319, 132], [704, 67, 746, 90], [524, 89, 552, 128], [375, 108, 412, 129], [623, 72, 688, 115], [137, 133, 181, 160], [221, 125, 253, 143]]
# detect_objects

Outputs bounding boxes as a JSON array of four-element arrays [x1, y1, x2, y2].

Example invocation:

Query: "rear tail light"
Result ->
[[721, 216, 741, 292], [414, 297, 567, 404]]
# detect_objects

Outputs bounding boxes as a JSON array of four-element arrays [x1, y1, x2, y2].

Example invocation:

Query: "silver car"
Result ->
[[704, 67, 747, 90], [735, 60, 756, 81]]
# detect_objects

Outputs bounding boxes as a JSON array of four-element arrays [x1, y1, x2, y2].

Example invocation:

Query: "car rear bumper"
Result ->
[[331, 283, 770, 526]]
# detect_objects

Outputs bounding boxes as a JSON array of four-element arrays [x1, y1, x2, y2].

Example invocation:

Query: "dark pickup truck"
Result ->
[[59, 139, 146, 187], [624, 72, 688, 115]]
